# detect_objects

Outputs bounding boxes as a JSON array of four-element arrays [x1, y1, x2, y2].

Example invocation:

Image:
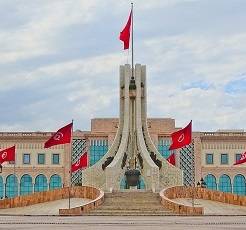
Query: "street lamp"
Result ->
[[192, 178, 207, 207], [200, 177, 206, 188]]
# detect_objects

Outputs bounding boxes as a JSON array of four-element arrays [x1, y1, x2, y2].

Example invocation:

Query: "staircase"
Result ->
[[87, 191, 173, 216]]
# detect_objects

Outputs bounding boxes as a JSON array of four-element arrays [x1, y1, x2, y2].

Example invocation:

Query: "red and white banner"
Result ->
[[167, 153, 176, 166], [71, 152, 88, 173], [169, 121, 192, 150], [44, 122, 73, 148], [0, 146, 15, 164], [234, 151, 246, 165]]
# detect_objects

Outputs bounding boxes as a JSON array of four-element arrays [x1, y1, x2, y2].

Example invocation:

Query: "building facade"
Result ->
[[1, 118, 245, 197]]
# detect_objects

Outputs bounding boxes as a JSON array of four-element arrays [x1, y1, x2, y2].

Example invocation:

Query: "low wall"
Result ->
[[0, 186, 104, 215], [160, 186, 246, 215], [160, 187, 203, 215]]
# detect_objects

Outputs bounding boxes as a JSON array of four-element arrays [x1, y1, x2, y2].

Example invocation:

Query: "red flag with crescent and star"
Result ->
[[119, 9, 132, 50], [167, 153, 176, 166], [234, 151, 246, 165], [0, 146, 15, 164], [71, 152, 88, 173], [169, 121, 192, 150], [44, 122, 73, 148]]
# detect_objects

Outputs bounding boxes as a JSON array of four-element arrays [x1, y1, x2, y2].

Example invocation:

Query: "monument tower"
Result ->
[[82, 64, 183, 191], [82, 5, 182, 191]]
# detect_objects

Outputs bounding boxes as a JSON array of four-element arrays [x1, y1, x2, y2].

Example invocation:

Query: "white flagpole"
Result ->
[[68, 120, 73, 209], [14, 149, 16, 197], [131, 2, 134, 78]]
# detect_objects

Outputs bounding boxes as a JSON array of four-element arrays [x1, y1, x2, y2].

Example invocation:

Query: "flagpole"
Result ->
[[131, 2, 134, 79], [68, 120, 73, 209], [14, 151, 16, 197]]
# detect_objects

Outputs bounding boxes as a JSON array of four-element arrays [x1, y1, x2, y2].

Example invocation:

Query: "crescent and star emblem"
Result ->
[[53, 132, 63, 141], [75, 160, 80, 167], [178, 133, 185, 143], [1, 152, 7, 159]]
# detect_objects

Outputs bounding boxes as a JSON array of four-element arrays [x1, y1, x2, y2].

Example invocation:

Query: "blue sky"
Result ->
[[0, 0, 246, 132]]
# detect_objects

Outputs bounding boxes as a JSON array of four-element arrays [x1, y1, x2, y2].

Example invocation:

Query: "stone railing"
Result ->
[[160, 186, 203, 215], [160, 186, 246, 215], [0, 186, 104, 215], [59, 186, 104, 215]]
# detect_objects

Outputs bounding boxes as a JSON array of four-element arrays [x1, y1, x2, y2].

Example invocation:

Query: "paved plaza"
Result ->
[[173, 198, 246, 215], [0, 198, 91, 215], [0, 216, 246, 230]]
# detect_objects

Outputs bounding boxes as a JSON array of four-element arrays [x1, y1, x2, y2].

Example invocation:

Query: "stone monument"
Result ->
[[82, 64, 183, 191]]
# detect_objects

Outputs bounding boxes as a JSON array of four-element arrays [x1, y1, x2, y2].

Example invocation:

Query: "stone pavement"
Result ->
[[0, 198, 91, 215], [0, 216, 246, 230], [173, 198, 246, 215]]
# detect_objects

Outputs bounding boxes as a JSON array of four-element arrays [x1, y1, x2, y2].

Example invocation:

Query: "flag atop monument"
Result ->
[[169, 121, 192, 150], [119, 9, 132, 50], [71, 152, 88, 173], [0, 146, 15, 164], [44, 122, 73, 148]]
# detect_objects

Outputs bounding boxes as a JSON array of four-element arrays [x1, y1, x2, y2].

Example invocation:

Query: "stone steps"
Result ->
[[87, 191, 173, 216]]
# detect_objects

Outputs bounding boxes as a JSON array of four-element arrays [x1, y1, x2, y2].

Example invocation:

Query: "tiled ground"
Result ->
[[0, 198, 91, 215], [173, 198, 246, 215]]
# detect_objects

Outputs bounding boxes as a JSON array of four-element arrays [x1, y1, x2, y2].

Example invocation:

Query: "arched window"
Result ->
[[233, 174, 246, 196], [218, 174, 232, 193], [6, 174, 18, 198], [137, 177, 146, 189], [49, 174, 62, 190], [34, 174, 48, 192], [204, 174, 217, 190], [0, 176, 3, 199], [20, 174, 33, 195]]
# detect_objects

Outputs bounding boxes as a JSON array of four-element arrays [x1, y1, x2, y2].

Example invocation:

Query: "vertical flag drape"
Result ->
[[119, 10, 132, 50]]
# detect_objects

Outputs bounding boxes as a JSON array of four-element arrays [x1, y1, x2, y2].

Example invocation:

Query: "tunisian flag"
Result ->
[[167, 153, 176, 166], [44, 122, 73, 148], [0, 146, 15, 164], [71, 153, 88, 173], [119, 10, 132, 50], [169, 121, 192, 150], [234, 151, 246, 165]]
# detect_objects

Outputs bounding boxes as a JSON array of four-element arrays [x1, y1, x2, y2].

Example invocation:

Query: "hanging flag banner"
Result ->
[[234, 151, 246, 165], [44, 122, 73, 148], [167, 153, 176, 166], [71, 152, 88, 173], [169, 121, 192, 150], [0, 146, 15, 164], [119, 9, 132, 50]]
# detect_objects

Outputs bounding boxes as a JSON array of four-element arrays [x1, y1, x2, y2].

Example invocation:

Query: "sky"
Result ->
[[0, 0, 246, 132]]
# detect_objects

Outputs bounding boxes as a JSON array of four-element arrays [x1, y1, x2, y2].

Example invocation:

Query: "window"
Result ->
[[158, 139, 172, 159], [38, 154, 45, 164], [206, 153, 213, 164], [52, 154, 60, 164], [89, 139, 108, 166], [34, 174, 48, 192], [218, 174, 232, 193], [49, 174, 62, 190], [233, 174, 246, 195], [221, 154, 228, 165], [23, 154, 30, 164], [204, 174, 217, 190], [235, 153, 241, 162], [20, 174, 33, 195]]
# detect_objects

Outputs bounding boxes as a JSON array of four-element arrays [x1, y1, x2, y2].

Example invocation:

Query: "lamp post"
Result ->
[[192, 178, 207, 207]]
